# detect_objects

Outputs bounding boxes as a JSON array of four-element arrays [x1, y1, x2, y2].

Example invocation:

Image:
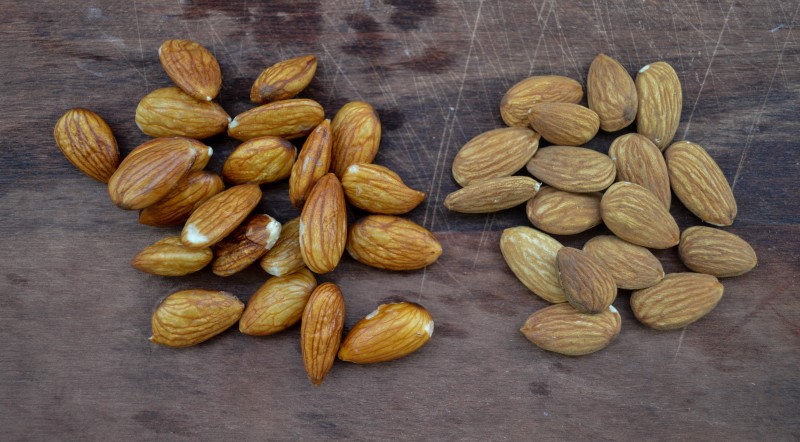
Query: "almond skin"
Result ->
[[151, 289, 244, 348], [600, 182, 680, 249], [53, 108, 119, 182], [131, 236, 212, 276], [211, 214, 282, 277], [301, 283, 345, 386], [299, 173, 348, 274], [520, 304, 621, 356], [529, 103, 600, 146], [259, 217, 305, 277], [341, 164, 426, 215], [636, 61, 682, 150], [631, 273, 724, 330], [526, 146, 616, 193], [289, 120, 332, 208], [451, 127, 540, 186], [587, 53, 637, 132], [557, 247, 617, 313], [500, 75, 583, 127], [123, 137, 211, 173], [239, 268, 317, 336], [583, 235, 665, 290], [444, 176, 540, 213], [500, 226, 565, 303], [222, 136, 297, 185], [526, 187, 602, 235], [250, 54, 317, 104], [330, 101, 381, 177], [338, 302, 434, 364], [609, 133, 671, 209], [228, 98, 325, 141], [139, 171, 225, 227], [181, 183, 262, 249], [159, 39, 222, 101], [679, 226, 757, 277], [135, 87, 229, 139], [347, 215, 442, 271]]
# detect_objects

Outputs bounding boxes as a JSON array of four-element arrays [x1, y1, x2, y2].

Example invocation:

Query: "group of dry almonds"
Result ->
[[445, 54, 757, 356], [53, 39, 441, 385]]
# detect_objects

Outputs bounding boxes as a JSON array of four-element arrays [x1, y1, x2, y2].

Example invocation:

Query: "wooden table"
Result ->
[[2, 0, 798, 439]]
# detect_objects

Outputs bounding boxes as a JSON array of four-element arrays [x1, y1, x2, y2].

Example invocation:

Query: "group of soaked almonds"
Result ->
[[54, 39, 441, 385], [445, 53, 757, 356]]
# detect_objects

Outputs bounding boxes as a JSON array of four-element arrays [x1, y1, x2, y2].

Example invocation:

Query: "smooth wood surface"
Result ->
[[1, 1, 798, 440]]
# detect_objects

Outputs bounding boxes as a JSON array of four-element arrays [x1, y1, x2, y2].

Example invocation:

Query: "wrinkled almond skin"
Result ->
[[631, 273, 724, 330], [330, 101, 381, 177], [526, 187, 602, 235], [500, 226, 566, 303], [228, 98, 324, 141], [526, 146, 616, 193], [301, 283, 345, 386], [609, 133, 671, 209], [679, 226, 757, 277], [239, 268, 317, 336], [139, 171, 225, 227], [520, 304, 621, 356], [131, 236, 212, 276], [159, 39, 222, 101], [181, 183, 262, 249], [299, 174, 348, 274], [222, 136, 297, 185], [557, 248, 617, 314], [259, 217, 305, 277], [347, 215, 442, 271], [587, 54, 637, 132], [600, 182, 680, 249], [124, 137, 211, 173], [135, 87, 229, 139], [451, 127, 540, 186], [529, 103, 600, 146], [636, 61, 682, 150], [211, 215, 282, 277], [53, 108, 119, 182], [338, 302, 434, 364], [151, 289, 244, 348], [583, 235, 665, 290], [444, 176, 540, 213], [666, 141, 737, 226], [289, 120, 332, 208], [341, 164, 426, 215], [500, 75, 583, 127], [250, 54, 317, 104]]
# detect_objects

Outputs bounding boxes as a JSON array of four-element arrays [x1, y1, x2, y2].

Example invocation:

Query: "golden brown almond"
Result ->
[[330, 101, 381, 177], [239, 268, 317, 336], [679, 226, 757, 277], [526, 187, 602, 235], [139, 171, 225, 227], [609, 133, 671, 209], [131, 236, 212, 276], [53, 108, 119, 182], [158, 39, 222, 101], [123, 137, 211, 173], [631, 273, 724, 330], [587, 53, 637, 132], [250, 54, 317, 104], [151, 289, 243, 348], [211, 215, 282, 277], [259, 217, 305, 277], [600, 182, 680, 249], [636, 61, 682, 150], [443, 176, 540, 213], [583, 235, 665, 290], [299, 173, 347, 274], [500, 75, 583, 127], [181, 183, 262, 248], [341, 164, 426, 215], [528, 103, 600, 146], [520, 304, 621, 356], [289, 120, 332, 208], [221, 136, 297, 185], [338, 302, 433, 364], [135, 87, 229, 139], [451, 127, 540, 186], [666, 140, 737, 226], [500, 226, 565, 303], [301, 283, 345, 386], [228, 98, 324, 141], [346, 215, 442, 271], [526, 146, 616, 193], [557, 247, 617, 314]]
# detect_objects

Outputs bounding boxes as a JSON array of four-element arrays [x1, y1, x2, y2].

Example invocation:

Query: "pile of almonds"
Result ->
[[54, 39, 441, 385], [445, 54, 757, 356]]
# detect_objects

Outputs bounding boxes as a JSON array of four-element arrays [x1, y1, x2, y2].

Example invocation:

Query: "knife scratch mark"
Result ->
[[132, 0, 149, 91], [672, 326, 688, 363], [204, 18, 244, 77], [472, 213, 495, 269]]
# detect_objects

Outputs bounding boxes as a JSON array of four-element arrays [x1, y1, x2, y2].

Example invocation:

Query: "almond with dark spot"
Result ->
[[250, 54, 317, 104]]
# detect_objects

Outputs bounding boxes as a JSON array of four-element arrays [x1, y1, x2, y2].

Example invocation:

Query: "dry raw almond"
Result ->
[[330, 101, 381, 177], [135, 87, 229, 139], [500, 75, 583, 127], [443, 176, 540, 213], [631, 273, 724, 330], [338, 302, 433, 364], [587, 53, 637, 132], [583, 235, 665, 290], [346, 215, 442, 271], [636, 61, 682, 150], [301, 283, 345, 385], [151, 289, 244, 348], [289, 119, 332, 208], [526, 146, 615, 193], [299, 173, 347, 274], [609, 133, 671, 209], [239, 268, 317, 336], [528, 103, 600, 146], [139, 171, 225, 227], [211, 214, 282, 277], [520, 303, 621, 356], [451, 127, 540, 186], [158, 39, 222, 101], [259, 217, 305, 277], [228, 98, 324, 141], [500, 226, 565, 303], [250, 54, 317, 104], [131, 236, 212, 276], [222, 136, 297, 185], [526, 187, 602, 235], [181, 183, 262, 248], [679, 226, 757, 277], [53, 108, 119, 183], [600, 182, 680, 249], [341, 164, 426, 215], [556, 247, 617, 313]]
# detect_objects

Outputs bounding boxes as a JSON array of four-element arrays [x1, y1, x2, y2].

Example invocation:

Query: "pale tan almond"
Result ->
[[443, 176, 540, 213], [583, 235, 665, 290], [151, 289, 243, 348], [53, 108, 119, 183], [587, 53, 637, 132], [526, 187, 602, 235], [228, 98, 324, 141], [500, 226, 565, 303], [631, 273, 724, 330], [451, 127, 540, 186], [250, 54, 317, 104], [529, 103, 600, 146], [609, 133, 671, 209], [211, 214, 282, 277], [526, 146, 616, 193], [500, 76, 583, 127], [222, 136, 297, 185], [341, 164, 426, 215], [557, 247, 617, 314], [330, 101, 381, 177], [301, 283, 345, 385], [338, 302, 433, 364], [135, 87, 229, 139], [636, 61, 682, 150], [679, 226, 757, 277], [347, 215, 442, 271], [159, 39, 222, 101], [181, 183, 262, 249], [139, 171, 225, 227], [131, 236, 212, 276], [520, 304, 621, 356], [259, 217, 305, 277], [289, 120, 332, 208], [600, 182, 679, 249], [299, 173, 347, 274], [239, 268, 317, 336]]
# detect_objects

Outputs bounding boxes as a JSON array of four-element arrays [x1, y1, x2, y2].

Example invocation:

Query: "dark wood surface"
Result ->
[[1, 0, 798, 440]]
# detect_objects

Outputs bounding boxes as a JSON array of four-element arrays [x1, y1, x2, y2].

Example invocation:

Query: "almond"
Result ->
[[587, 53, 637, 132], [158, 39, 222, 101], [528, 103, 600, 146], [135, 87, 229, 139], [139, 171, 225, 227], [228, 98, 324, 141], [499, 226, 565, 303], [338, 302, 433, 364], [151, 289, 243, 348], [520, 304, 621, 356], [636, 61, 682, 150], [289, 120, 332, 208], [346, 215, 442, 271], [330, 101, 381, 177], [250, 54, 317, 104], [451, 127, 540, 186], [526, 187, 602, 235], [341, 164, 426, 215], [600, 182, 680, 249], [239, 268, 317, 336], [221, 136, 297, 185], [526, 146, 616, 193], [609, 133, 671, 209], [583, 235, 665, 290], [299, 173, 347, 274], [631, 273, 724, 330], [53, 108, 119, 182], [259, 217, 305, 277], [181, 183, 262, 249], [500, 75, 583, 127], [679, 226, 757, 277], [665, 140, 737, 226], [131, 236, 212, 276], [443, 176, 540, 213], [301, 283, 345, 385], [556, 247, 617, 313], [211, 214, 282, 277], [123, 137, 212, 173]]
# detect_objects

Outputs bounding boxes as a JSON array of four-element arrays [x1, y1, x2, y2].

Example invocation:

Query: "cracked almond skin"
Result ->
[[587, 53, 637, 132], [239, 268, 317, 336], [228, 98, 324, 141], [181, 183, 262, 249], [526, 146, 616, 193], [526, 187, 602, 235], [139, 171, 225, 227], [444, 176, 540, 213], [631, 273, 724, 330], [131, 236, 212, 276], [301, 283, 345, 386], [211, 214, 282, 277], [338, 302, 434, 364], [609, 133, 671, 209], [53, 108, 119, 183], [250, 54, 317, 104], [135, 87, 229, 139], [151, 289, 244, 348], [600, 182, 680, 249], [341, 164, 426, 215], [289, 120, 332, 208], [347, 215, 442, 271], [259, 217, 305, 277], [124, 137, 212, 172], [636, 61, 682, 150], [583, 235, 665, 290], [222, 136, 297, 185], [521, 304, 621, 356], [557, 247, 617, 314], [299, 173, 348, 274], [500, 75, 583, 127], [679, 226, 757, 277], [330, 101, 381, 177], [528, 103, 600, 146], [159, 39, 222, 101], [500, 226, 565, 303], [451, 127, 540, 186]]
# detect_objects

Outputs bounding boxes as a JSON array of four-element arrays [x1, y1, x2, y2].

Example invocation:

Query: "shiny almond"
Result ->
[[330, 101, 381, 177], [181, 183, 262, 249], [131, 236, 212, 276], [259, 217, 305, 277], [347, 215, 442, 271], [289, 120, 332, 208], [228, 98, 324, 141], [53, 108, 119, 182], [135, 87, 229, 139], [139, 171, 225, 227], [341, 164, 426, 215], [299, 173, 348, 274], [239, 268, 317, 336], [520, 304, 621, 356], [338, 302, 433, 364], [222, 136, 297, 185], [301, 283, 345, 386], [150, 289, 243, 348], [159, 39, 222, 101], [250, 54, 317, 104], [211, 214, 282, 277]]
